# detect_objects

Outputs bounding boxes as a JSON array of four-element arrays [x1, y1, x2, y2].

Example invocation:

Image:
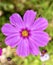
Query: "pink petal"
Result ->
[[31, 17, 48, 31], [16, 38, 30, 57], [1, 23, 19, 36], [9, 13, 25, 28], [23, 10, 36, 27], [0, 48, 2, 56], [28, 38, 40, 55], [5, 34, 20, 48], [30, 31, 49, 47]]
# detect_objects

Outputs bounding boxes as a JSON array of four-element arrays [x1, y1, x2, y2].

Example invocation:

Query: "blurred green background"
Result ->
[[0, 0, 53, 65]]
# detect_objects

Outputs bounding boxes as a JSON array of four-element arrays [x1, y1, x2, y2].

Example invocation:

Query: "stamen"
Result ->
[[22, 30, 29, 37]]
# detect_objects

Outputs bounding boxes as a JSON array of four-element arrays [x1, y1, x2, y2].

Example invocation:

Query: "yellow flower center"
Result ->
[[22, 30, 28, 37]]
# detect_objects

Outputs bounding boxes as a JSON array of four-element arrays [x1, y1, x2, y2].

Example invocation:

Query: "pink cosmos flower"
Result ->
[[1, 10, 49, 57], [0, 48, 2, 56]]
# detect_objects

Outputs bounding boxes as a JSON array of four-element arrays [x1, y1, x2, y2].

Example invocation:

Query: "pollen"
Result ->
[[22, 30, 29, 37]]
